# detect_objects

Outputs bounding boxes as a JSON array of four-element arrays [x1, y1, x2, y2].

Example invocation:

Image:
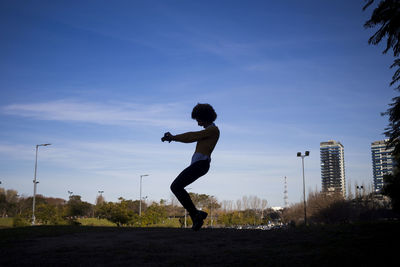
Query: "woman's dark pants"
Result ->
[[170, 160, 210, 217]]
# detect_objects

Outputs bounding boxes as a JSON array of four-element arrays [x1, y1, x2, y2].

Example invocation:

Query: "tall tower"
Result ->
[[320, 140, 346, 197], [371, 139, 395, 194], [284, 176, 288, 208]]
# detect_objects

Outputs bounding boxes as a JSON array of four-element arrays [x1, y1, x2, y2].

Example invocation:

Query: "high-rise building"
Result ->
[[371, 140, 395, 193], [320, 140, 346, 197]]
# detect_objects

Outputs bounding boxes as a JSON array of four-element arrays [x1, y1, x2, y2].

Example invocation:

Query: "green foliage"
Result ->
[[66, 195, 92, 217], [217, 211, 242, 226], [188, 193, 210, 209], [96, 200, 136, 227], [142, 203, 167, 226], [119, 198, 143, 214], [189, 193, 220, 211], [12, 215, 30, 227], [36, 203, 67, 225], [0, 189, 6, 217], [0, 188, 22, 217], [178, 216, 192, 228]]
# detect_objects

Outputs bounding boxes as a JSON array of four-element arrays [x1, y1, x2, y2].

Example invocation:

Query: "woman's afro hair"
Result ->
[[191, 103, 217, 122]]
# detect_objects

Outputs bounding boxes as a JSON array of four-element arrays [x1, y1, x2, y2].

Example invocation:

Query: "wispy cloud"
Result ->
[[2, 100, 192, 129]]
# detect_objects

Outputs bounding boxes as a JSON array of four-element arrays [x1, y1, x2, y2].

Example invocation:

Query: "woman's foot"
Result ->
[[192, 210, 208, 231]]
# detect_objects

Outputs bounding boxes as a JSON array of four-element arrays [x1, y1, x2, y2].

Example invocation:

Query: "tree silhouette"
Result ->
[[364, 0, 400, 212], [364, 1, 400, 151]]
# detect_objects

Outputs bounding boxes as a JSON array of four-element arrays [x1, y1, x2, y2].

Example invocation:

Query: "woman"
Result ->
[[162, 103, 220, 231]]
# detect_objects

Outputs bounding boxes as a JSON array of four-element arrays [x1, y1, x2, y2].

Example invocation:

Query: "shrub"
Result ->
[[13, 216, 30, 227]]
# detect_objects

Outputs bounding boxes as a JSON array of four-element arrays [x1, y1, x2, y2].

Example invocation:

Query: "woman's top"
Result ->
[[173, 123, 220, 165]]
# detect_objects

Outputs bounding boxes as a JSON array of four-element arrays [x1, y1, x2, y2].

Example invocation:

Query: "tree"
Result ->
[[261, 199, 268, 219], [66, 195, 92, 217], [96, 200, 136, 227], [206, 196, 221, 226], [0, 189, 23, 217], [35, 203, 63, 225], [221, 200, 233, 212], [364, 0, 400, 212], [382, 173, 400, 211], [116, 198, 143, 214], [189, 193, 212, 209], [142, 202, 167, 225], [235, 199, 242, 211], [0, 188, 6, 217]]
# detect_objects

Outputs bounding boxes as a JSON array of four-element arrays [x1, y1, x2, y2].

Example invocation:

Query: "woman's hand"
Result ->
[[161, 132, 173, 143]]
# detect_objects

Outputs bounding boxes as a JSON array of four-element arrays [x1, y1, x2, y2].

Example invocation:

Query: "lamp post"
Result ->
[[32, 143, 51, 225], [297, 151, 309, 226], [139, 174, 149, 217]]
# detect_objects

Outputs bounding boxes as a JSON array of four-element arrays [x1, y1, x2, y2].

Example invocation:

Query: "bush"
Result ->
[[96, 201, 135, 227], [312, 199, 355, 224], [66, 218, 82, 226], [13, 216, 30, 227]]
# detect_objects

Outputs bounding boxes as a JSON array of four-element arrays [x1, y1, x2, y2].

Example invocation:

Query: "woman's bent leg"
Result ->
[[170, 160, 210, 216]]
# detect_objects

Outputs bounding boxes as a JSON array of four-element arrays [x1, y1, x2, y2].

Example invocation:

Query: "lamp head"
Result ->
[[297, 152, 301, 157], [38, 143, 52, 147], [305, 151, 310, 156]]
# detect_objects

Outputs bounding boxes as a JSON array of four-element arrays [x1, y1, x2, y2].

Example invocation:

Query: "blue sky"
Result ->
[[0, 0, 395, 207]]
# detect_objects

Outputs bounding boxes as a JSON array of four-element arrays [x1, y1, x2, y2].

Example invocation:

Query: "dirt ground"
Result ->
[[0, 223, 398, 266]]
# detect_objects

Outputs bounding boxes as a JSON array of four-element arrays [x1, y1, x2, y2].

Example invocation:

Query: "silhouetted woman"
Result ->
[[162, 103, 220, 231]]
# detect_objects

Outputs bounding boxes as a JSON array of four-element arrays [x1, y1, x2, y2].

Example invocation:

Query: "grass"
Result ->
[[0, 217, 182, 244], [0, 217, 13, 228], [1, 217, 183, 228], [0, 225, 108, 246], [77, 217, 183, 227], [77, 218, 116, 226], [0, 217, 120, 228], [143, 218, 182, 228], [0, 221, 399, 266]]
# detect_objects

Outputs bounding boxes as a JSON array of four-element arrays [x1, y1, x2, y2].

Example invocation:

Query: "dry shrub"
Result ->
[[281, 203, 305, 225], [283, 191, 356, 225]]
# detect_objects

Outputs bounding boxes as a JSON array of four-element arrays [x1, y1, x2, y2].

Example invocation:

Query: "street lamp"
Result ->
[[297, 151, 310, 225], [139, 174, 149, 217], [32, 143, 51, 225]]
